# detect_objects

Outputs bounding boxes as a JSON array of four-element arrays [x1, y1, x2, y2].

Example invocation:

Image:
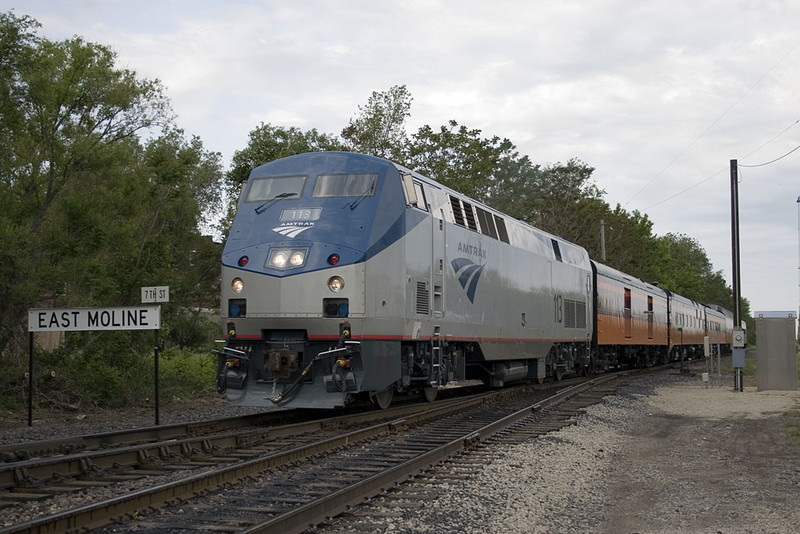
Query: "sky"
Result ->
[[5, 0, 800, 316]]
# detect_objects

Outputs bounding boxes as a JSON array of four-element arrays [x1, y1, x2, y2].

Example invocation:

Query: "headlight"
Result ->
[[271, 251, 288, 268], [268, 248, 308, 269], [328, 276, 345, 292], [290, 251, 305, 266], [232, 278, 244, 293]]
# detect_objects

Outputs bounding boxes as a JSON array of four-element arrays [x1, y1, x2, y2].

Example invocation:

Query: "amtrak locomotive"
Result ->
[[217, 152, 731, 409]]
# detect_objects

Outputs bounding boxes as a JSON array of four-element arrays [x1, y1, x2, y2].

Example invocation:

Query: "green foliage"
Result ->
[[158, 346, 217, 400], [14, 330, 218, 411], [0, 12, 226, 411], [341, 84, 412, 161], [228, 123, 344, 189], [408, 120, 516, 202], [34, 331, 154, 408]]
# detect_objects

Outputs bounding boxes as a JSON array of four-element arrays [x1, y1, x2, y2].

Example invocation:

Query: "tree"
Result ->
[[0, 13, 225, 406], [407, 120, 516, 202], [1, 13, 170, 358], [341, 84, 412, 161], [227, 123, 344, 189]]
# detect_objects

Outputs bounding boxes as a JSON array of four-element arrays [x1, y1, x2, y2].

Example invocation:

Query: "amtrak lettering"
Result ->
[[451, 257, 486, 303], [272, 222, 314, 238], [457, 242, 488, 259]]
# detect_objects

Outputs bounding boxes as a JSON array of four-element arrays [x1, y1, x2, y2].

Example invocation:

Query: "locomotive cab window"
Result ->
[[401, 174, 428, 211], [246, 175, 307, 202], [312, 173, 378, 198]]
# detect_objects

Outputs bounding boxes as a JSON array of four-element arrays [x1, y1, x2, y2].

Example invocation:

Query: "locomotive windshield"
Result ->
[[246, 175, 306, 202], [312, 173, 378, 198]]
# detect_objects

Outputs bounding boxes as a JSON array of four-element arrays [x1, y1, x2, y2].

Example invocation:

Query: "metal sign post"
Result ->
[[141, 286, 170, 425]]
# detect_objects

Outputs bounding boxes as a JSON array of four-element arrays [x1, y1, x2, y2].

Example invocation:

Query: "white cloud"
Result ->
[[5, 0, 800, 312]]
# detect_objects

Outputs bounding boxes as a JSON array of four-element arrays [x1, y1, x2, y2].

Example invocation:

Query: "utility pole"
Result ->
[[600, 219, 606, 262], [731, 159, 744, 392]]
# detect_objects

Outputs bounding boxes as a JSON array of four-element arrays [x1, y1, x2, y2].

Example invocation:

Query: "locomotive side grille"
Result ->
[[461, 200, 478, 231], [449, 195, 464, 226], [416, 281, 430, 315], [494, 215, 510, 243], [564, 299, 587, 328]]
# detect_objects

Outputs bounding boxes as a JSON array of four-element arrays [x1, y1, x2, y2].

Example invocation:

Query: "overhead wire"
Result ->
[[627, 38, 800, 209], [738, 142, 800, 168], [641, 118, 800, 210]]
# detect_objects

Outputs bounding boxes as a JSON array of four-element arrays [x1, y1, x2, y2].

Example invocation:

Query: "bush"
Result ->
[[0, 327, 220, 412], [157, 346, 217, 400]]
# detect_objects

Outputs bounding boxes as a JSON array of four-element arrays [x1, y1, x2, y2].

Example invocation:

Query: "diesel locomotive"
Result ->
[[216, 152, 732, 409]]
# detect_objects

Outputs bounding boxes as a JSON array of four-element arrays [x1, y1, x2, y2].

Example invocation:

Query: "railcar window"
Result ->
[[312, 173, 378, 198], [246, 175, 307, 202]]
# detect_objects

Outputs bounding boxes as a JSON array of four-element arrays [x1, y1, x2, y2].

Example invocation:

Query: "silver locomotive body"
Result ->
[[218, 152, 593, 408]]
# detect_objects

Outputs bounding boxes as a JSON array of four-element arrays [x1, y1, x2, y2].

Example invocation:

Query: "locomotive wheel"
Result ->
[[370, 388, 394, 410], [421, 386, 437, 403], [554, 368, 565, 381]]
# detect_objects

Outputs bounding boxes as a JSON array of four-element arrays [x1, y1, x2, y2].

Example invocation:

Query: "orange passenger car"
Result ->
[[666, 291, 706, 359], [592, 262, 669, 369]]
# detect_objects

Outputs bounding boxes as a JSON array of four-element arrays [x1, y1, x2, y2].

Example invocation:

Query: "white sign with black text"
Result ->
[[28, 306, 162, 332]]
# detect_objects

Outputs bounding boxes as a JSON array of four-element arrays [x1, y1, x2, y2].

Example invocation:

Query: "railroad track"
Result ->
[[0, 370, 641, 533], [306, 375, 625, 534]]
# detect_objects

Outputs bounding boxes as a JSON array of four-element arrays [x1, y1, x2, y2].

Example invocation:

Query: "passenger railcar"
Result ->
[[217, 151, 733, 410], [217, 152, 593, 409], [592, 262, 669, 371], [704, 305, 732, 353], [667, 292, 707, 360]]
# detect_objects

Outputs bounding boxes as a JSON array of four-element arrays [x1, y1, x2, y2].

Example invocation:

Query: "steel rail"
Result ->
[[0, 410, 299, 461], [0, 393, 497, 534], [241, 375, 620, 534], [0, 393, 486, 495]]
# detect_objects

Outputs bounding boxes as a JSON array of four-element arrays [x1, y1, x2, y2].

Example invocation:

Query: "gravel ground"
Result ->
[[332, 372, 800, 534], [2, 371, 799, 533], [0, 397, 268, 446]]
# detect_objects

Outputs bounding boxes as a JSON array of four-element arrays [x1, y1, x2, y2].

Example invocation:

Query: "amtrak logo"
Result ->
[[451, 257, 486, 303], [272, 225, 312, 238]]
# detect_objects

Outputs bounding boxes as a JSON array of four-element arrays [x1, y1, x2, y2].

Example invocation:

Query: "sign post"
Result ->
[[27, 306, 162, 427], [141, 286, 170, 425]]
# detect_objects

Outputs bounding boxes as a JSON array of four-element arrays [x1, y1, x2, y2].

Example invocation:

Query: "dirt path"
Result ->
[[600, 383, 800, 534]]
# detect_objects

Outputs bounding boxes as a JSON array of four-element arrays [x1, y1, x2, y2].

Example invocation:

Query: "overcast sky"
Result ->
[[5, 1, 800, 315]]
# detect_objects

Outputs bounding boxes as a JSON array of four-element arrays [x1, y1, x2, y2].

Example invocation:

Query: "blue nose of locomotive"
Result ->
[[223, 152, 402, 276]]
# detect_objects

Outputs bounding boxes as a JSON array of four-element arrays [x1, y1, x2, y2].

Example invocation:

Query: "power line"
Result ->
[[641, 118, 800, 210], [741, 119, 800, 160], [625, 39, 800, 207], [641, 168, 726, 211], [738, 143, 800, 167]]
